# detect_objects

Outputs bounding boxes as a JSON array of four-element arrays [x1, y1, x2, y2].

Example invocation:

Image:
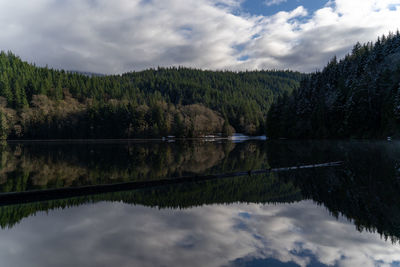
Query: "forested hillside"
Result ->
[[0, 52, 302, 139], [267, 31, 400, 139]]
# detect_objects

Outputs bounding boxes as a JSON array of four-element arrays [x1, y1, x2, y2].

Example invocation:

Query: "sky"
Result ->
[[0, 0, 400, 74], [1, 201, 400, 267]]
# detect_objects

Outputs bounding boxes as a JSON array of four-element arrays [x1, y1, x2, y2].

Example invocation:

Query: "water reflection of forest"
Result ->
[[1, 141, 400, 243], [0, 141, 269, 193]]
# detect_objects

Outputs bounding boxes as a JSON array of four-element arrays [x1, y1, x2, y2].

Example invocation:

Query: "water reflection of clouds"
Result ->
[[0, 201, 400, 267]]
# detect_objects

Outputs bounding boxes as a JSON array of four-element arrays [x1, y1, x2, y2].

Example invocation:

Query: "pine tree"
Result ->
[[0, 111, 8, 140], [0, 74, 12, 105], [394, 83, 400, 120], [222, 117, 233, 137]]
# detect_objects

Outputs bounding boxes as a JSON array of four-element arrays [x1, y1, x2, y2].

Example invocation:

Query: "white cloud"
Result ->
[[236, 0, 400, 72], [0, 201, 399, 267], [0, 0, 399, 73], [264, 0, 288, 7]]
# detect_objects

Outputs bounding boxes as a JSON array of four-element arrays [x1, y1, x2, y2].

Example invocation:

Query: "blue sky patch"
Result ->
[[239, 212, 252, 219], [388, 3, 400, 11], [241, 0, 330, 16], [238, 55, 250, 61]]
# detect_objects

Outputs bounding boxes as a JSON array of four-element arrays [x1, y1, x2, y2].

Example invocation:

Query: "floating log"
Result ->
[[0, 161, 343, 206]]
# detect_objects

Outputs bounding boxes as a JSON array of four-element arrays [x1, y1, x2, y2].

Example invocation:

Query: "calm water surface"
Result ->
[[0, 140, 400, 266]]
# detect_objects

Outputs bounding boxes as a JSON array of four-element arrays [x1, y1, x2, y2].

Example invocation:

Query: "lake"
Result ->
[[0, 140, 399, 266]]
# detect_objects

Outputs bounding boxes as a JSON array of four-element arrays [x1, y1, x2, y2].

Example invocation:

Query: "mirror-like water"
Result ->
[[0, 140, 400, 266]]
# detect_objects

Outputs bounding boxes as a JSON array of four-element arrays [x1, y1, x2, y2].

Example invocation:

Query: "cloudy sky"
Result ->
[[0, 0, 400, 74], [1, 201, 400, 267]]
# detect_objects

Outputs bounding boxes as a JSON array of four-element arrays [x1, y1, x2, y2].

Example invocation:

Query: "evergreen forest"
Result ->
[[0, 52, 302, 139], [267, 31, 400, 139], [3, 31, 400, 140]]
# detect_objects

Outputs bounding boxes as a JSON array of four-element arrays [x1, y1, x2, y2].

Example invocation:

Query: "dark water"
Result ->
[[0, 140, 400, 266]]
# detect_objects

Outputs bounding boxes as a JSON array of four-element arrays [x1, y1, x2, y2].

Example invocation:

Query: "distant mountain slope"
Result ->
[[0, 52, 303, 139], [67, 70, 105, 77], [267, 31, 400, 139]]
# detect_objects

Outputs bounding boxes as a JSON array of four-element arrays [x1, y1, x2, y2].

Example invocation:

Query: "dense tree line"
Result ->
[[267, 31, 400, 138], [0, 51, 302, 138]]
